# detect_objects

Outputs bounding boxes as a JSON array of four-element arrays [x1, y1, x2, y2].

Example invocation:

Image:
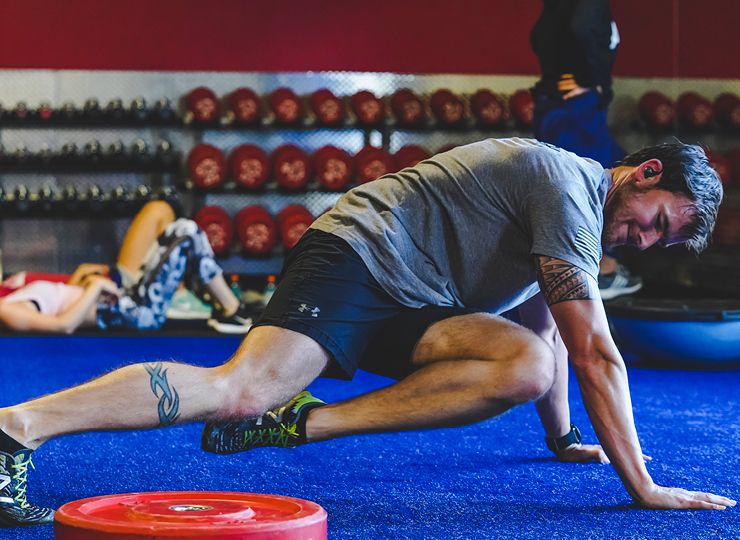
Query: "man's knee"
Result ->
[[505, 336, 556, 403], [210, 326, 331, 420]]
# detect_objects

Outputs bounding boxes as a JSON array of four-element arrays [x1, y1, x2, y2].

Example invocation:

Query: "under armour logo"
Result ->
[[298, 303, 320, 317]]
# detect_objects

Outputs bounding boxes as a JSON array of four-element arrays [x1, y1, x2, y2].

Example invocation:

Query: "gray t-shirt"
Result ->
[[311, 137, 610, 314]]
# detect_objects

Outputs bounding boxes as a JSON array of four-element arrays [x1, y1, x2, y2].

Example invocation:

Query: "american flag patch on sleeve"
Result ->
[[575, 226, 602, 261]]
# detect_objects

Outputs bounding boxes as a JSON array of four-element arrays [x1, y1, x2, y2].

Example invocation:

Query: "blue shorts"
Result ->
[[252, 229, 481, 381]]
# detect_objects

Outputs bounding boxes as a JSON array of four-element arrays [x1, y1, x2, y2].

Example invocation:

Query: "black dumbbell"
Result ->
[[83, 99, 102, 122], [132, 184, 152, 211], [105, 98, 127, 122], [60, 186, 80, 214], [155, 140, 176, 168], [36, 144, 53, 166], [155, 185, 179, 206], [130, 98, 149, 122], [59, 142, 79, 165], [131, 139, 152, 165], [13, 185, 31, 213], [110, 186, 132, 214], [12, 145, 31, 166], [35, 185, 57, 214], [57, 102, 79, 122], [153, 98, 175, 122], [106, 140, 127, 164], [85, 185, 107, 214], [82, 141, 102, 165]]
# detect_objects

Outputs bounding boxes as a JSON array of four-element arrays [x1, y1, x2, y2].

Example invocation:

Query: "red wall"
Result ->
[[0, 0, 737, 79]]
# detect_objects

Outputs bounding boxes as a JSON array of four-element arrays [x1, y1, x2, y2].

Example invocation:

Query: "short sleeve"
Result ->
[[524, 180, 603, 279]]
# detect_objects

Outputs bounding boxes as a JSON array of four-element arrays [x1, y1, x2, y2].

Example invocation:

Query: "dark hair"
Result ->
[[616, 143, 723, 253]]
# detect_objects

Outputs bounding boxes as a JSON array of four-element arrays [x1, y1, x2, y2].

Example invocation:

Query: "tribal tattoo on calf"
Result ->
[[144, 362, 181, 427], [536, 256, 600, 306]]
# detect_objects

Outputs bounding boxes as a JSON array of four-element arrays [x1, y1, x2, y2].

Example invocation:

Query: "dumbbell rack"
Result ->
[[0, 70, 533, 279], [182, 92, 533, 277]]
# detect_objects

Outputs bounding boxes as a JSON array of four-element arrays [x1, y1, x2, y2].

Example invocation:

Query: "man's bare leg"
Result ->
[[0, 327, 329, 450], [306, 313, 555, 442]]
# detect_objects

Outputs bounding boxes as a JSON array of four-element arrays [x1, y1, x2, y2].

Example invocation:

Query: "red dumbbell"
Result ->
[[470, 89, 509, 127], [227, 87, 263, 125], [277, 204, 315, 250], [390, 89, 425, 126], [726, 148, 740, 185], [229, 144, 270, 190], [354, 146, 397, 184], [677, 92, 714, 128], [269, 87, 305, 124], [310, 89, 346, 126], [235, 206, 278, 255], [394, 145, 430, 170], [351, 90, 386, 126], [193, 205, 233, 255], [272, 144, 312, 190], [714, 93, 740, 130], [185, 87, 221, 124], [638, 91, 676, 129], [705, 149, 732, 185], [430, 89, 465, 126], [313, 145, 354, 191], [509, 89, 534, 128], [188, 144, 227, 189]]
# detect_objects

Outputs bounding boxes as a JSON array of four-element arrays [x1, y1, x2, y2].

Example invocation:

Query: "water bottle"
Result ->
[[264, 275, 277, 306], [229, 274, 243, 301]]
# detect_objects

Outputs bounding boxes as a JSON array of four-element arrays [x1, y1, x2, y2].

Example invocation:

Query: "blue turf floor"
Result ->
[[0, 336, 739, 539]]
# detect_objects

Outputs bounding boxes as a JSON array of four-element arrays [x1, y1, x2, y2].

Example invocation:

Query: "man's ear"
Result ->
[[635, 159, 663, 186]]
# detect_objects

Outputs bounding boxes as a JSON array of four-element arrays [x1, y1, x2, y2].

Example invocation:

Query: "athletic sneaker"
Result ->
[[166, 289, 212, 320], [598, 264, 644, 300], [207, 304, 253, 334], [201, 391, 326, 454], [0, 448, 54, 527]]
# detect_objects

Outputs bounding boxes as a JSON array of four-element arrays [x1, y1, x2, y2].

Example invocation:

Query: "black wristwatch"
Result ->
[[545, 423, 581, 454]]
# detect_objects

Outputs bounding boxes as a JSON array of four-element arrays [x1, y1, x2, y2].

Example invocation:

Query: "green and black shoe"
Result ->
[[0, 448, 54, 527], [201, 391, 326, 454]]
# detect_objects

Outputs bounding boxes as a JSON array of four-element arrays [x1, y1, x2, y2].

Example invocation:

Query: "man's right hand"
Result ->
[[637, 485, 736, 510]]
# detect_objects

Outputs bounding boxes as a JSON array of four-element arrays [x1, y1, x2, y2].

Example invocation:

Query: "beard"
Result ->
[[601, 182, 643, 248]]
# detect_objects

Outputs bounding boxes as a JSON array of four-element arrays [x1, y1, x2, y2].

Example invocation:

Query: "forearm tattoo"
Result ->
[[536, 256, 599, 306], [144, 362, 181, 427]]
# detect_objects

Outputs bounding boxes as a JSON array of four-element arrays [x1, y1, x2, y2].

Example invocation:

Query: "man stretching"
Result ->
[[0, 138, 733, 527]]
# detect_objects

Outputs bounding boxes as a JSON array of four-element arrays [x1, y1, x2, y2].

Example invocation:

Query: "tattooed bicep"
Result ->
[[535, 255, 600, 306]]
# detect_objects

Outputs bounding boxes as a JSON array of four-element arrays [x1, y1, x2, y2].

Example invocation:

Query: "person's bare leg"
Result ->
[[0, 327, 329, 449], [306, 313, 555, 442], [205, 275, 240, 316], [117, 201, 176, 275]]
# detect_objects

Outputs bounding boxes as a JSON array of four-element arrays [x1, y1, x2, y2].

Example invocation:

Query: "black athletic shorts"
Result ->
[[252, 228, 481, 381]]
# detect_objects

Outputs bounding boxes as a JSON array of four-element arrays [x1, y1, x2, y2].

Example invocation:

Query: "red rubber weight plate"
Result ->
[[54, 491, 327, 540]]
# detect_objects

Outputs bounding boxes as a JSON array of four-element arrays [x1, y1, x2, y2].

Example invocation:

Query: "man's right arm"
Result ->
[[536, 255, 735, 510]]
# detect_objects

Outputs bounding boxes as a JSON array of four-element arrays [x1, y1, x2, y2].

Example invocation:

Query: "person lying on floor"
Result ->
[[0, 201, 252, 335]]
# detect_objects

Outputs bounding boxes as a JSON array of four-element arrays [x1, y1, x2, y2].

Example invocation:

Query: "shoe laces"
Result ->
[[243, 423, 298, 448], [11, 455, 34, 509]]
